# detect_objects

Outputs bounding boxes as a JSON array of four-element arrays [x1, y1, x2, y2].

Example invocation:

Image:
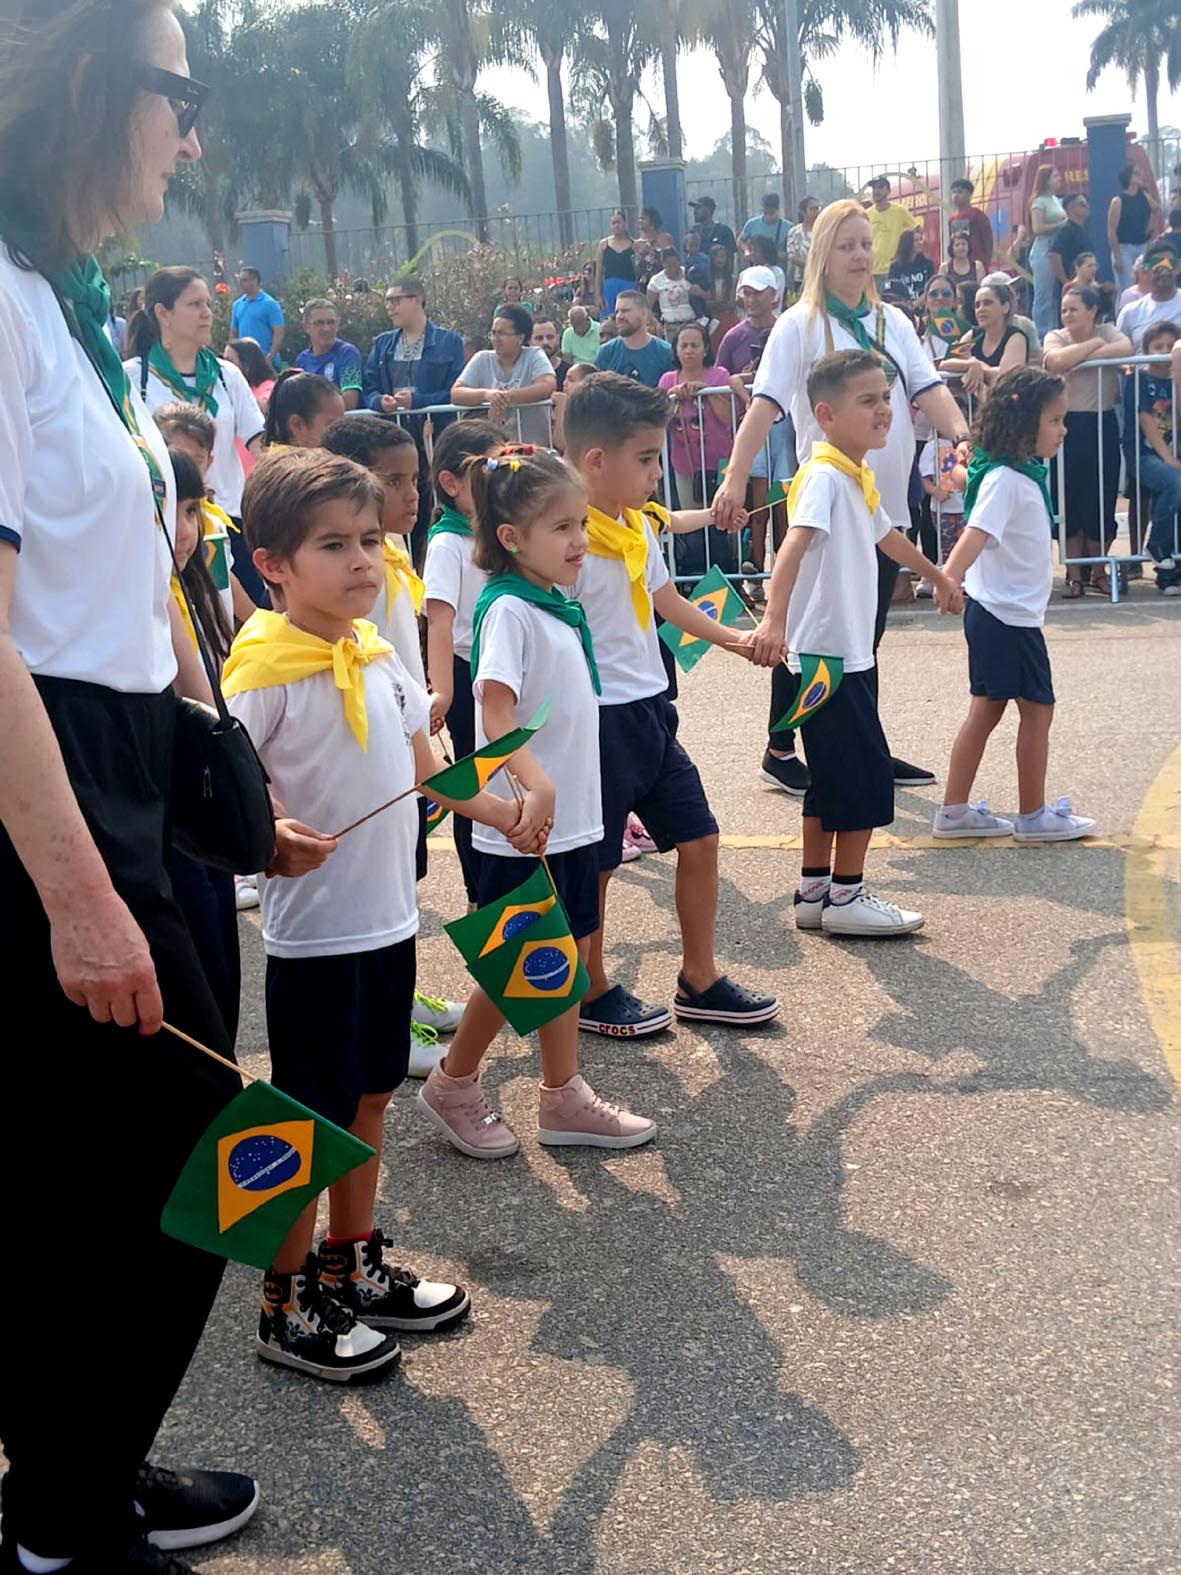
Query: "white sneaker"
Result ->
[[1013, 796, 1096, 843], [793, 891, 826, 930], [412, 989, 464, 1034], [1162, 584, 1181, 598], [821, 888, 925, 936], [932, 800, 1015, 839], [407, 1021, 446, 1079], [234, 875, 259, 912], [915, 579, 935, 599]]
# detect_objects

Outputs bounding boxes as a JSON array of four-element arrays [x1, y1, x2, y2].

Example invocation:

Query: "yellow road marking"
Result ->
[[1126, 743, 1181, 1085], [425, 833, 1181, 852]]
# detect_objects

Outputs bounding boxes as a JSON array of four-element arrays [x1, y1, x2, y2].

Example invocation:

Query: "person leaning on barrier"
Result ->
[[451, 301, 555, 444]]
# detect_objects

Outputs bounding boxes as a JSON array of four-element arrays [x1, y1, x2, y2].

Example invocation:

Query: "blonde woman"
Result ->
[[712, 198, 972, 791]]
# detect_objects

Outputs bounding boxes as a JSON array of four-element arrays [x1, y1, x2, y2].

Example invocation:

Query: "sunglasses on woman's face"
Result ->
[[87, 53, 209, 136], [928, 289, 954, 300]]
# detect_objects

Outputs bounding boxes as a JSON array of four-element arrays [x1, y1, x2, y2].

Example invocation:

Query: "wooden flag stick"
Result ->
[[332, 783, 420, 840], [726, 575, 793, 679], [505, 770, 559, 897], [163, 1020, 256, 1082]]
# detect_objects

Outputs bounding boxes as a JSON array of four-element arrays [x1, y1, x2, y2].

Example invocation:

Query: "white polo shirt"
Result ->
[[785, 465, 893, 672], [963, 467, 1053, 628], [0, 252, 176, 693], [472, 596, 603, 857], [572, 522, 670, 705], [423, 529, 485, 661], [127, 350, 263, 516], [226, 647, 431, 957]]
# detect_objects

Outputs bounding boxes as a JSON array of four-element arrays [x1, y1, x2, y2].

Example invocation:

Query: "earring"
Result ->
[[506, 544, 520, 555]]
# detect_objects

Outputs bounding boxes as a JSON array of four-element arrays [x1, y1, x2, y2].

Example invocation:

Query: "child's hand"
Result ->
[[485, 795, 523, 839], [738, 618, 788, 668], [933, 480, 953, 501], [509, 814, 552, 856], [269, 818, 337, 877], [509, 783, 555, 852], [932, 574, 964, 615], [949, 462, 969, 490], [428, 690, 450, 735]]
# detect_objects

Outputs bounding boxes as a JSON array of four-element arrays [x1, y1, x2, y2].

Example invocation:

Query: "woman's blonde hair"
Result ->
[[799, 198, 879, 325]]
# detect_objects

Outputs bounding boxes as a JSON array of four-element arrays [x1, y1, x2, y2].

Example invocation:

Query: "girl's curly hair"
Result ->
[[973, 365, 1065, 461], [466, 445, 583, 576]]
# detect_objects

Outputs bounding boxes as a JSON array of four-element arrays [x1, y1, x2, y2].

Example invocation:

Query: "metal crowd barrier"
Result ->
[[374, 397, 556, 452]]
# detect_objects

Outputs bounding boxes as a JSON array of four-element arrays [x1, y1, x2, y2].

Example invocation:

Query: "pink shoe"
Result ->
[[417, 1064, 520, 1159], [626, 816, 658, 854], [620, 835, 642, 864], [537, 1075, 656, 1150]]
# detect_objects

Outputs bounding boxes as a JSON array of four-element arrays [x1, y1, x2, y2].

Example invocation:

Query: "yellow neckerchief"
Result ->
[[585, 504, 652, 630], [787, 441, 881, 520], [641, 500, 671, 535], [201, 498, 238, 537], [170, 573, 199, 651], [221, 609, 393, 750], [382, 535, 425, 615]]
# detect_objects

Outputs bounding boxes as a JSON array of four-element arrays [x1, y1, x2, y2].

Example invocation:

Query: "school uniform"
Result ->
[[371, 536, 430, 878], [471, 591, 604, 938], [224, 613, 429, 1126], [961, 466, 1055, 705], [573, 510, 718, 872]]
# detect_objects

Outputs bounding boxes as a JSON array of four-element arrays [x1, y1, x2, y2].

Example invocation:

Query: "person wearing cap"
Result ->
[[866, 175, 921, 286], [740, 193, 790, 258], [690, 195, 738, 261], [949, 177, 994, 269]]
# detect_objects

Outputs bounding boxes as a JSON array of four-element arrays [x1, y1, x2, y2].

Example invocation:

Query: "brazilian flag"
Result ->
[[444, 865, 588, 1035], [161, 1081, 373, 1270], [766, 479, 788, 506], [659, 564, 745, 673], [771, 654, 844, 732], [422, 794, 450, 835], [421, 699, 551, 801]]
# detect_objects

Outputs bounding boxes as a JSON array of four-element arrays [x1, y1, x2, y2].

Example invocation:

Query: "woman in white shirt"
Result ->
[[1027, 165, 1068, 338], [0, 5, 266, 1564], [450, 302, 556, 445]]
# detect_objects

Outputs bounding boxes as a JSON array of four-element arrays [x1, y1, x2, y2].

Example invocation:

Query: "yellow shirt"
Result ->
[[868, 202, 922, 275]]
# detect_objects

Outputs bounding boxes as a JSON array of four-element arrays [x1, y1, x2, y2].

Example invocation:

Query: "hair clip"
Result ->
[[485, 456, 521, 472], [500, 443, 536, 456], [1009, 392, 1020, 403]]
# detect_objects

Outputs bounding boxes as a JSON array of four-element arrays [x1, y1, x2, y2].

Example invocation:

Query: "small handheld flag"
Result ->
[[161, 1079, 374, 1270], [420, 699, 552, 802], [770, 654, 845, 732], [659, 564, 745, 673], [766, 479, 787, 506], [422, 794, 450, 834]]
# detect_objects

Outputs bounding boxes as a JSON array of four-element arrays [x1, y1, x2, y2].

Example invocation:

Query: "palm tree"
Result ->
[[432, 0, 498, 239], [1072, 0, 1181, 176], [501, 0, 581, 245], [655, 0, 686, 162], [574, 2, 663, 219], [699, 0, 752, 219]]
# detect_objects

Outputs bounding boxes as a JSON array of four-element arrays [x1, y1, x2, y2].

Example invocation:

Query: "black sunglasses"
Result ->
[[88, 55, 209, 136]]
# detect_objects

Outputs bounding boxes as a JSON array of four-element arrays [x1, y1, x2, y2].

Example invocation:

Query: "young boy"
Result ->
[[224, 450, 531, 1381], [562, 371, 779, 1035], [1135, 320, 1181, 592], [741, 350, 961, 935]]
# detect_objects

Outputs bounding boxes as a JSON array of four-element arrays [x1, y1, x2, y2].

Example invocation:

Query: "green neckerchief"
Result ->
[[470, 573, 601, 696], [147, 340, 221, 417], [963, 450, 1055, 527], [427, 505, 473, 543], [825, 291, 878, 354]]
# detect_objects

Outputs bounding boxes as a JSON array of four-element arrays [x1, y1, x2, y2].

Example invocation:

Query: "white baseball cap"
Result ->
[[737, 266, 778, 293]]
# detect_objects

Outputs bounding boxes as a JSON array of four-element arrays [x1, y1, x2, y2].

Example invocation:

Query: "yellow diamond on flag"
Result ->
[[478, 893, 557, 956], [216, 1119, 314, 1233], [503, 933, 581, 1001], [679, 587, 728, 645]]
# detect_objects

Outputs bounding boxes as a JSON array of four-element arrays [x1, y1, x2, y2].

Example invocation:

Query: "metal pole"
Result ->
[[935, 0, 966, 259], [783, 0, 805, 215]]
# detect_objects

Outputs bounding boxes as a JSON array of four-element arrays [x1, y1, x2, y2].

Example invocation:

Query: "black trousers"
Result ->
[[165, 849, 241, 1044], [767, 548, 898, 751], [0, 679, 239, 1559]]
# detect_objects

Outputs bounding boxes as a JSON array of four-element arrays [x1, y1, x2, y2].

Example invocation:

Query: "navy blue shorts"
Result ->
[[598, 694, 718, 872], [965, 598, 1055, 705], [265, 937, 416, 1127], [475, 843, 602, 940], [800, 667, 894, 833]]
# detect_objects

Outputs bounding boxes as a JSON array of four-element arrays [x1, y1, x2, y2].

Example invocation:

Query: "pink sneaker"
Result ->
[[620, 834, 642, 864], [417, 1064, 520, 1159], [537, 1075, 656, 1150], [626, 816, 658, 854]]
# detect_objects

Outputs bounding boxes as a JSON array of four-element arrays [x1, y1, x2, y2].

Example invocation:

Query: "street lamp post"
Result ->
[[782, 0, 805, 216]]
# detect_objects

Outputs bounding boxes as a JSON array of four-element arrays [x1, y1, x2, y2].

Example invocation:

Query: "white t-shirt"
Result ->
[[1115, 291, 1181, 352], [963, 467, 1053, 628], [785, 466, 892, 672], [454, 346, 554, 444], [753, 298, 943, 528], [226, 647, 430, 957], [919, 435, 965, 514], [572, 521, 671, 705], [472, 596, 602, 857], [370, 554, 426, 688], [127, 351, 263, 516], [423, 529, 485, 661], [0, 253, 176, 692], [648, 270, 697, 323]]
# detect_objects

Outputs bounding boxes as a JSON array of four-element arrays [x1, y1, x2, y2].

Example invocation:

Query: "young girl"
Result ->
[[934, 366, 1096, 843], [418, 449, 655, 1156], [263, 367, 345, 449], [424, 419, 506, 904]]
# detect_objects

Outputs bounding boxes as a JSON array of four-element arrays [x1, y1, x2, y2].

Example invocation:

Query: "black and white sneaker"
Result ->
[[0, 1536, 201, 1573], [136, 1464, 260, 1552], [257, 1255, 402, 1383], [759, 750, 810, 795], [890, 755, 936, 786], [318, 1230, 470, 1333]]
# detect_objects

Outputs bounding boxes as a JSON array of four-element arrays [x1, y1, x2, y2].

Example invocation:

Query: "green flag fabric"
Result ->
[[659, 564, 745, 673], [161, 1080, 374, 1270], [421, 698, 552, 802], [770, 654, 845, 733], [444, 864, 589, 1035]]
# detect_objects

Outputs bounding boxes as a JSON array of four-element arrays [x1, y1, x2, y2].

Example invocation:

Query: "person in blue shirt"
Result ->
[[229, 266, 284, 366], [740, 193, 789, 257], [293, 298, 362, 409], [593, 291, 675, 387]]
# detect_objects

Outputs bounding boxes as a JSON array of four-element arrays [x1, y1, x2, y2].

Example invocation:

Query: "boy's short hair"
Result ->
[[153, 401, 216, 455], [1143, 320, 1180, 349], [430, 417, 506, 507], [241, 450, 383, 584], [388, 274, 426, 301], [806, 349, 885, 411], [562, 370, 669, 460], [613, 289, 647, 311], [321, 412, 416, 468]]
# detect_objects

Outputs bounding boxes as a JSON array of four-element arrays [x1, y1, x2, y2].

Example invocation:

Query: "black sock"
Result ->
[[801, 866, 831, 878], [832, 871, 863, 886]]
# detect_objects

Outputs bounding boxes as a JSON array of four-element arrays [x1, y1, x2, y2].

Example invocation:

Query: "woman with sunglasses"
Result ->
[[0, 5, 265, 1570]]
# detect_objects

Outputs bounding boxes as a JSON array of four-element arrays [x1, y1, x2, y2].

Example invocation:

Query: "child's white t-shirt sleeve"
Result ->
[[423, 533, 462, 612], [965, 468, 1015, 543], [870, 502, 893, 543], [225, 683, 285, 753], [398, 663, 432, 740], [786, 467, 834, 535], [918, 437, 937, 478], [644, 524, 671, 594], [471, 598, 526, 703]]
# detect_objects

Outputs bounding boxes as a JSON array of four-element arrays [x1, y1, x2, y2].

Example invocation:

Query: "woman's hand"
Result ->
[[50, 885, 163, 1035], [959, 359, 986, 395], [269, 818, 337, 877], [712, 476, 747, 533]]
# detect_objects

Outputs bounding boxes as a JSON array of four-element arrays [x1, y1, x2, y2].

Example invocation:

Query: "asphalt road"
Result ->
[[163, 583, 1181, 1575]]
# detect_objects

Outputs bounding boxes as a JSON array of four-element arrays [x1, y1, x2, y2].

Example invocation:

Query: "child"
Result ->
[[562, 371, 779, 1032], [424, 419, 506, 906], [933, 365, 1097, 842], [917, 399, 969, 595], [742, 350, 960, 934], [418, 449, 656, 1154], [223, 449, 531, 1381], [263, 368, 345, 449], [1135, 320, 1181, 590], [321, 413, 465, 1054]]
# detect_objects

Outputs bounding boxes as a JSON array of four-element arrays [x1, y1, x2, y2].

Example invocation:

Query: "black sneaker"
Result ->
[[0, 1536, 202, 1574], [578, 984, 672, 1037], [891, 755, 936, 786], [759, 750, 810, 796], [135, 1464, 259, 1552], [673, 972, 780, 1026], [258, 1255, 402, 1383], [318, 1230, 470, 1333]]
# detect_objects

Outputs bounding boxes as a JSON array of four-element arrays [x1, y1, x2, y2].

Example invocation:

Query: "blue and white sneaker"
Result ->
[[1013, 796, 1096, 843], [933, 800, 1015, 839]]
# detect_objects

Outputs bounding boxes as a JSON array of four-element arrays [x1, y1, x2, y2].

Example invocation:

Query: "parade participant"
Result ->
[[262, 367, 344, 448]]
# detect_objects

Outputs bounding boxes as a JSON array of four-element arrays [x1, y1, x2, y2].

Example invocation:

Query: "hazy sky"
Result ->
[[485, 0, 1181, 174]]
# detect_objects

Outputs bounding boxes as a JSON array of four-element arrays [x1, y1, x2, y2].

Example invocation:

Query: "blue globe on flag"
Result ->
[[521, 945, 572, 993], [227, 1132, 302, 1192]]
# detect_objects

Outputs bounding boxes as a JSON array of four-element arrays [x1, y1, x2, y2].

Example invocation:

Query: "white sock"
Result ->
[[17, 1548, 73, 1573], [829, 879, 864, 905], [939, 802, 968, 818], [797, 874, 831, 902]]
